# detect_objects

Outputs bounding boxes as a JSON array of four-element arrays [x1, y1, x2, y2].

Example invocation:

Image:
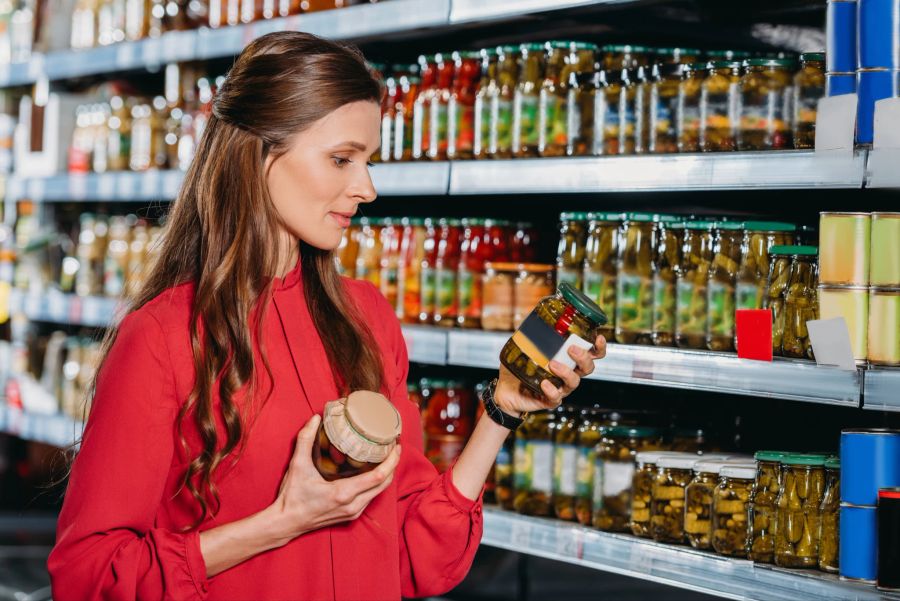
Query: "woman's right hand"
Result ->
[[270, 414, 401, 541]]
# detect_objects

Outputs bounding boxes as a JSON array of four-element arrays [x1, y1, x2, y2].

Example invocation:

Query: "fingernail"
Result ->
[[571, 346, 584, 356]]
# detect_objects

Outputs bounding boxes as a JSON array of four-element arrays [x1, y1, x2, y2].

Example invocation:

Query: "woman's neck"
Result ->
[[276, 231, 301, 278]]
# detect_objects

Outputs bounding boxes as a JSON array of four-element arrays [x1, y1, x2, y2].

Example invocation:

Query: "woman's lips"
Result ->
[[329, 212, 352, 228]]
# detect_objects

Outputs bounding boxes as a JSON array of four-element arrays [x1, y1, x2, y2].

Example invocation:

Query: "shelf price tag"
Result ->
[[510, 520, 532, 549], [553, 528, 582, 559]]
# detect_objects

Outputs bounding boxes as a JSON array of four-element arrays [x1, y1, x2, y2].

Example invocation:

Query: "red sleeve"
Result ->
[[47, 308, 209, 601], [363, 284, 484, 598]]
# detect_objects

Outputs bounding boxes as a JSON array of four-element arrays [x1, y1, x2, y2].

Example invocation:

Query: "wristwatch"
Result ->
[[480, 378, 526, 431]]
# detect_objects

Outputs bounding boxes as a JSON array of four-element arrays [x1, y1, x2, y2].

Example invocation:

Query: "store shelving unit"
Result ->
[[481, 507, 900, 601], [864, 369, 900, 413], [0, 404, 82, 449]]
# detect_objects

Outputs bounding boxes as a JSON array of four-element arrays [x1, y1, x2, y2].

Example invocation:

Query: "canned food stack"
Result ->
[[826, 0, 858, 96], [839, 429, 900, 582], [857, 0, 900, 143]]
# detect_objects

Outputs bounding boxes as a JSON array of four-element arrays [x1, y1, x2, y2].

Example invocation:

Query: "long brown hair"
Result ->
[[85, 31, 385, 527]]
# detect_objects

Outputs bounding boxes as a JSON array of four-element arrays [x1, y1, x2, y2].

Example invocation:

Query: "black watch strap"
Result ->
[[480, 378, 525, 431]]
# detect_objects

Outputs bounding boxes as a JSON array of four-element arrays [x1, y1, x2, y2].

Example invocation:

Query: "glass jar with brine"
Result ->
[[569, 71, 607, 156], [651, 454, 700, 543], [494, 433, 515, 510], [677, 62, 705, 152], [686, 458, 738, 550], [706, 221, 743, 352], [749, 450, 786, 563], [513, 263, 555, 329], [652, 218, 683, 347], [513, 43, 546, 158], [618, 68, 640, 155], [712, 464, 756, 558], [540, 41, 597, 157], [775, 454, 828, 568], [602, 69, 625, 155], [701, 60, 742, 152], [649, 62, 683, 154], [738, 58, 795, 151], [615, 213, 656, 344], [583, 212, 622, 341], [514, 411, 556, 516], [781, 246, 818, 359], [552, 405, 580, 521], [763, 246, 794, 356], [735, 222, 796, 313], [575, 407, 608, 526], [473, 49, 498, 160], [630, 451, 673, 538], [489, 45, 519, 159], [818, 456, 840, 573], [676, 221, 715, 349], [557, 212, 588, 290], [793, 52, 824, 150], [592, 426, 662, 532]]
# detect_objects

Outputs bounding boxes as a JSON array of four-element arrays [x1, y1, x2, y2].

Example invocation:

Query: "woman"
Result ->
[[47, 31, 606, 600]]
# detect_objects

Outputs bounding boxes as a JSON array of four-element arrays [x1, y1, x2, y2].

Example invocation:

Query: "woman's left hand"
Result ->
[[493, 335, 607, 416]]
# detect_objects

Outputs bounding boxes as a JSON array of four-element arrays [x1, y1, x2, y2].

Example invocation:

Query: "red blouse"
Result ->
[[47, 262, 484, 600]]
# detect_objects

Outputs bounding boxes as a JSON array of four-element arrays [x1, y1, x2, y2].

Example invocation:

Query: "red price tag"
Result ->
[[736, 309, 773, 362]]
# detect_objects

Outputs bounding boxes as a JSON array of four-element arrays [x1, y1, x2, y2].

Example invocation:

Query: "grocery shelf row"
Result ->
[[11, 289, 898, 411], [0, 404, 82, 449], [0, 0, 639, 88]]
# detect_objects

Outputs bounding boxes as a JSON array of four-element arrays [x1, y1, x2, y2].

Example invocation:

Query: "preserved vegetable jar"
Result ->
[[763, 246, 794, 356], [557, 212, 588, 289], [651, 454, 700, 543], [655, 47, 702, 65], [482, 262, 517, 331], [337, 217, 361, 278], [457, 218, 490, 328], [514, 264, 555, 329], [539, 41, 597, 157], [433, 219, 463, 327], [583, 212, 622, 341], [676, 221, 715, 349], [423, 380, 475, 474], [677, 62, 705, 152], [615, 213, 655, 344], [473, 48, 498, 159], [428, 54, 456, 160], [378, 76, 397, 163], [355, 217, 383, 287], [418, 218, 440, 324], [749, 450, 786, 562], [818, 456, 840, 573], [701, 60, 742, 152], [447, 51, 481, 160], [397, 217, 427, 323], [510, 221, 537, 263], [706, 221, 743, 352], [630, 450, 677, 538], [649, 62, 683, 153], [575, 407, 607, 525], [494, 433, 515, 509], [512, 43, 546, 158], [601, 44, 650, 72], [793, 52, 824, 150], [500, 283, 607, 397], [781, 246, 819, 359], [775, 454, 827, 568], [552, 405, 579, 521], [593, 426, 663, 532], [619, 68, 641, 155], [652, 218, 683, 347], [570, 71, 602, 156], [738, 58, 795, 151], [489, 46, 519, 159], [313, 391, 402, 481], [392, 71, 420, 161], [735, 222, 796, 313], [712, 463, 756, 557], [378, 218, 402, 311], [514, 411, 556, 516], [686, 458, 738, 550], [412, 55, 437, 160]]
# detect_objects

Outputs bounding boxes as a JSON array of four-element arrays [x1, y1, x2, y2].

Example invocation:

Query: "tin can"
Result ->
[[857, 68, 899, 144], [819, 285, 869, 361], [840, 503, 877, 582], [827, 1, 859, 72], [878, 488, 900, 590], [869, 287, 900, 365], [870, 212, 900, 286], [858, 0, 900, 69], [841, 429, 900, 506], [826, 71, 857, 95], [819, 212, 870, 285]]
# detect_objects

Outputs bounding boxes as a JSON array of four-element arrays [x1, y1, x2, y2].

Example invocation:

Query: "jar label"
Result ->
[[740, 89, 787, 133], [457, 268, 482, 320], [401, 264, 421, 321], [794, 84, 822, 125], [702, 83, 739, 134], [474, 95, 488, 155], [511, 309, 593, 371], [435, 268, 457, 317], [616, 273, 653, 334], [576, 446, 596, 497], [566, 88, 581, 150], [380, 113, 392, 162], [602, 460, 634, 497], [413, 97, 427, 158], [490, 96, 513, 154], [420, 266, 436, 316], [677, 278, 707, 335], [393, 112, 407, 161], [482, 272, 514, 330], [538, 90, 568, 151], [553, 444, 577, 496], [707, 280, 735, 337], [514, 438, 529, 489], [736, 281, 761, 311], [678, 90, 701, 136], [556, 267, 581, 290], [429, 98, 449, 158], [531, 440, 553, 494], [651, 85, 676, 138], [583, 270, 616, 326], [603, 92, 620, 140], [515, 92, 540, 149], [652, 275, 676, 334]]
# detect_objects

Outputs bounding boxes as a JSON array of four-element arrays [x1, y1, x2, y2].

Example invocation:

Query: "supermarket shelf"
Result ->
[[863, 368, 900, 412], [0, 405, 82, 449], [449, 0, 641, 23], [10, 289, 121, 328], [401, 325, 449, 365], [482, 507, 900, 601], [370, 161, 450, 196], [865, 148, 900, 188], [444, 329, 863, 406], [449, 151, 869, 194]]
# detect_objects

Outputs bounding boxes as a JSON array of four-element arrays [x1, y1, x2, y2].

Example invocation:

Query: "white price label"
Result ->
[[554, 529, 582, 558], [510, 520, 532, 549]]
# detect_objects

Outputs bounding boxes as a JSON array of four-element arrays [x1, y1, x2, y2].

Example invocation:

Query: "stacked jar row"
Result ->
[[377, 44, 825, 163]]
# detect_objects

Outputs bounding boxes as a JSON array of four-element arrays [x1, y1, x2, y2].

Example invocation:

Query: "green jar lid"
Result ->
[[754, 450, 789, 462], [587, 211, 624, 222], [655, 47, 702, 56], [783, 453, 828, 467], [560, 211, 590, 221], [654, 214, 681, 223], [606, 425, 661, 438], [707, 50, 752, 60], [419, 54, 436, 63], [601, 44, 649, 53], [479, 48, 498, 57], [461, 217, 488, 226], [401, 217, 425, 226], [624, 212, 655, 222], [427, 378, 448, 388], [368, 62, 387, 71], [743, 221, 796, 232], [788, 245, 819, 256], [685, 220, 715, 230], [445, 379, 467, 388], [499, 45, 520, 53], [711, 60, 743, 70], [546, 41, 598, 51], [714, 221, 743, 230], [558, 282, 608, 326], [686, 61, 711, 71], [745, 58, 796, 69], [520, 43, 546, 52], [825, 456, 841, 469], [407, 381, 419, 391], [800, 52, 825, 63], [454, 50, 482, 60], [446, 218, 464, 227], [769, 245, 797, 256]]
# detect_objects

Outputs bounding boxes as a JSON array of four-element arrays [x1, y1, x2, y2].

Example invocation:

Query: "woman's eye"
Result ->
[[366, 161, 375, 168], [332, 157, 351, 167]]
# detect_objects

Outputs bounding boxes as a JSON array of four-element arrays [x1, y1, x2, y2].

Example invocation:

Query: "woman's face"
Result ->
[[266, 100, 380, 252]]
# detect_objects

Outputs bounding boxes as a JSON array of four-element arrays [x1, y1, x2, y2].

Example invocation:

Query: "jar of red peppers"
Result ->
[[427, 54, 455, 160], [433, 219, 463, 327], [418, 217, 440, 324], [412, 55, 437, 160], [457, 218, 491, 329], [392, 71, 420, 161], [510, 221, 537, 263], [378, 218, 402, 311], [397, 217, 427, 322], [423, 380, 475, 474], [447, 50, 481, 160]]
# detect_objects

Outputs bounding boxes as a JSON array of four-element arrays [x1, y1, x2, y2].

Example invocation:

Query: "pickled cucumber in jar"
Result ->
[[583, 212, 622, 341], [763, 247, 794, 356], [552, 405, 580, 521], [781, 247, 818, 360], [735, 223, 796, 316], [711, 464, 756, 557], [677, 62, 705, 152], [700, 60, 742, 152], [652, 218, 683, 347], [592, 426, 662, 532], [774, 454, 827, 568], [737, 58, 795, 151], [650, 454, 699, 543], [513, 411, 556, 516], [686, 458, 737, 550], [615, 213, 656, 345], [630, 451, 674, 538], [557, 212, 589, 289], [749, 451, 787, 563], [575, 407, 609, 525], [818, 456, 840, 573], [494, 432, 515, 510], [706, 222, 743, 352], [676, 221, 715, 349]]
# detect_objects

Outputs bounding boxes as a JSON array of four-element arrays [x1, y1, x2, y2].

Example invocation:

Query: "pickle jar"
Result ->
[[793, 52, 824, 150], [602, 69, 625, 155], [649, 62, 683, 154], [763, 246, 794, 356], [677, 62, 706, 152], [601, 44, 650, 72], [737, 58, 795, 151], [552, 405, 580, 521], [447, 50, 482, 160], [499, 282, 606, 397], [775, 453, 828, 568], [615, 213, 655, 345], [557, 212, 589, 289], [540, 41, 597, 157], [313, 391, 402, 482], [583, 211, 623, 341], [676, 221, 715, 349], [514, 263, 555, 329], [513, 410, 556, 516], [749, 450, 787, 563], [651, 454, 701, 543], [700, 60, 742, 152], [570, 70, 607, 156], [473, 48, 498, 160], [512, 43, 546, 158], [652, 217, 683, 347], [686, 458, 738, 550], [482, 262, 518, 331], [818, 456, 840, 573], [735, 222, 796, 314], [706, 221, 743, 352], [592, 426, 663, 532], [489, 45, 519, 159], [655, 47, 702, 66], [711, 463, 757, 558], [494, 432, 515, 509], [631, 451, 677, 537], [575, 407, 607, 525], [781, 246, 819, 359]]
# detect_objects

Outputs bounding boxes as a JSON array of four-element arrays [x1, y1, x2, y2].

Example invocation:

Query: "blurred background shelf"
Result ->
[[0, 405, 81, 450]]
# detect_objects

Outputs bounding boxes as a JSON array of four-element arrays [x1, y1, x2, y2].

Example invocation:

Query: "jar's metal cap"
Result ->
[[517, 262, 554, 273], [720, 465, 758, 480], [684, 220, 715, 230], [635, 450, 684, 465], [710, 60, 743, 70], [587, 211, 624, 222], [559, 282, 609, 325], [743, 221, 796, 232], [624, 212, 655, 222], [654, 214, 681, 223], [745, 58, 796, 68], [769, 244, 818, 256], [782, 453, 829, 466], [560, 211, 591, 221], [754, 450, 789, 462], [714, 221, 743, 230], [657, 454, 704, 470], [694, 458, 742, 474], [707, 50, 752, 60]]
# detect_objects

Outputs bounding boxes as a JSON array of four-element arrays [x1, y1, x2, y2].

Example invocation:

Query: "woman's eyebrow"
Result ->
[[328, 141, 368, 152]]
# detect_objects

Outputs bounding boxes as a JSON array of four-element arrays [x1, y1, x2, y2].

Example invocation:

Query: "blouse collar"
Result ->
[[273, 255, 303, 291]]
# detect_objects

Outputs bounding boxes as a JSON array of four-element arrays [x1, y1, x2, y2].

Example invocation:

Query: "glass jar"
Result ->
[[592, 426, 663, 532], [512, 43, 546, 158], [412, 55, 437, 160], [539, 41, 597, 157], [735, 222, 796, 313], [738, 58, 795, 151], [649, 62, 683, 154], [482, 262, 518, 331], [313, 391, 402, 481], [706, 221, 743, 352], [355, 217, 383, 288], [514, 263, 555, 329], [509, 221, 536, 263], [418, 218, 440, 324], [749, 450, 787, 563], [556, 212, 588, 290], [552, 405, 579, 521], [711, 464, 756, 557], [493, 433, 515, 509], [676, 221, 715, 349], [655, 47, 702, 66], [433, 219, 463, 327], [447, 51, 481, 160], [397, 217, 427, 323], [575, 407, 608, 525], [601, 44, 650, 71], [615, 213, 655, 344], [763, 246, 794, 356], [513, 410, 556, 516], [377, 76, 396, 163], [489, 45, 519, 159], [630, 450, 677, 538], [677, 62, 706, 152], [602, 69, 624, 155], [427, 54, 455, 161], [473, 49, 498, 160], [423, 380, 475, 473], [570, 71, 605, 156], [378, 218, 402, 311], [793, 52, 824, 150], [701, 60, 742, 152], [686, 458, 737, 550], [618, 67, 643, 155], [500, 283, 607, 397], [652, 218, 683, 347], [337, 217, 361, 279], [651, 454, 701, 543], [457, 218, 490, 328], [818, 456, 840, 573], [393, 72, 420, 161], [782, 247, 819, 359], [775, 454, 827, 568], [583, 212, 622, 342]]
